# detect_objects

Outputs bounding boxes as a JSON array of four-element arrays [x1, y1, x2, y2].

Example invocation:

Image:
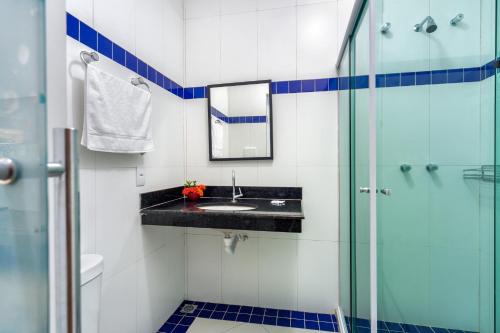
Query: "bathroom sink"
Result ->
[[196, 203, 257, 211]]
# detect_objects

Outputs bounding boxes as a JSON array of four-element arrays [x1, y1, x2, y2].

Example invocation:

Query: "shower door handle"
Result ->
[[380, 188, 392, 196], [359, 187, 371, 193], [0, 158, 17, 185], [51, 128, 80, 333]]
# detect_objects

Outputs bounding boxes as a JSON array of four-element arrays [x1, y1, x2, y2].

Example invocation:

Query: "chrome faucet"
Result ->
[[232, 170, 243, 202]]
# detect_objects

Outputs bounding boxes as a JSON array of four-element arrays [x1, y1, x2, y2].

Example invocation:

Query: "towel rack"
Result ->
[[80, 50, 99, 65], [131, 77, 151, 93]]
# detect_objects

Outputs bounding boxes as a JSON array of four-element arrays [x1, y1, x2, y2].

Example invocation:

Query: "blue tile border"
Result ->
[[210, 107, 267, 124], [157, 300, 339, 333], [67, 11, 498, 102], [345, 317, 479, 333]]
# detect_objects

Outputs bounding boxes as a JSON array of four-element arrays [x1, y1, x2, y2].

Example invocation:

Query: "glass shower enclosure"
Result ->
[[338, 0, 498, 332]]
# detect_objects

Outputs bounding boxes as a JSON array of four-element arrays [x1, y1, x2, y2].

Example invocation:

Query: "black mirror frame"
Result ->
[[207, 79, 274, 161]]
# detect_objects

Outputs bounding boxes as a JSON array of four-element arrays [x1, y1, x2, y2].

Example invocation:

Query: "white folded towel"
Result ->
[[211, 116, 224, 158], [82, 63, 154, 153]]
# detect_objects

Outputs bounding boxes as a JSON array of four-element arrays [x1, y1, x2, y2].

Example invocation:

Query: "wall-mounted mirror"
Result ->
[[207, 80, 273, 161]]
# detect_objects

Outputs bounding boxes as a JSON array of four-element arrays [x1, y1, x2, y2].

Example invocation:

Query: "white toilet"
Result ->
[[81, 254, 104, 333]]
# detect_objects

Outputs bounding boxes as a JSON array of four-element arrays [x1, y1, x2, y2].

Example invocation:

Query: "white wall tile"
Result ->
[[297, 92, 338, 166], [269, 94, 297, 166], [221, 12, 258, 82], [143, 91, 185, 168], [66, 38, 95, 169], [95, 168, 140, 280], [94, 0, 136, 52], [221, 0, 257, 15], [221, 236, 259, 306], [140, 167, 185, 193], [186, 16, 221, 86], [258, 164, 297, 187], [297, 240, 338, 312], [137, 248, 170, 333], [185, 99, 210, 166], [164, 228, 187, 306], [337, 0, 355, 51], [257, 0, 297, 11], [80, 168, 96, 254], [259, 238, 298, 310], [258, 7, 297, 81], [185, 0, 220, 19], [297, 0, 336, 4], [220, 165, 259, 186], [163, 1, 185, 84], [99, 265, 137, 333], [297, 2, 338, 78], [297, 166, 338, 241], [187, 234, 222, 302], [66, 0, 93, 25], [136, 0, 165, 71]]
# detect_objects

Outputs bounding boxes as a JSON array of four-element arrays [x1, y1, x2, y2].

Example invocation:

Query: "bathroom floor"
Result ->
[[187, 318, 330, 332], [157, 301, 338, 333]]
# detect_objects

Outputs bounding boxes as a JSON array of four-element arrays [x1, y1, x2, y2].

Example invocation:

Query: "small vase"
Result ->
[[186, 192, 201, 201]]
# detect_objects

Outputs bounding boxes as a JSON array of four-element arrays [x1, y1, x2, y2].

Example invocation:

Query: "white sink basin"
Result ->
[[197, 203, 257, 211]]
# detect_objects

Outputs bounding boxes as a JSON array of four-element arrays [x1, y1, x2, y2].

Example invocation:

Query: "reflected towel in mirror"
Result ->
[[211, 116, 224, 158]]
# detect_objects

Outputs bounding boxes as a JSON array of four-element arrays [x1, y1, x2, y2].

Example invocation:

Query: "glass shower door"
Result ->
[[349, 3, 372, 330], [0, 0, 50, 332]]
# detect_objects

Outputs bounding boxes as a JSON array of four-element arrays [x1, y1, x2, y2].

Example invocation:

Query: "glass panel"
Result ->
[[350, 3, 371, 331], [0, 1, 49, 332], [495, 1, 500, 331], [376, 0, 496, 332], [338, 41, 352, 324]]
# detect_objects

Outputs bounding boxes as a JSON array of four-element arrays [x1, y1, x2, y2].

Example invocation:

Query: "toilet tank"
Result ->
[[81, 254, 104, 333]]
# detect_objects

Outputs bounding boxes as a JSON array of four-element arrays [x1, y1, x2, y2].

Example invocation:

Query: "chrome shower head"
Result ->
[[414, 16, 438, 33]]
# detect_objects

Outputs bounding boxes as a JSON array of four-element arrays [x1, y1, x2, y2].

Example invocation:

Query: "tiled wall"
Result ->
[[183, 0, 354, 314], [65, 1, 186, 333]]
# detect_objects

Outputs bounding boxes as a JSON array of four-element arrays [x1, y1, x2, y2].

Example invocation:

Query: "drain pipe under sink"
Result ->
[[222, 232, 248, 255]]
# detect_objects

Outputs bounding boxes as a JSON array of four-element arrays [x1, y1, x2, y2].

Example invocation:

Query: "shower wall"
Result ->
[[375, 0, 495, 331], [339, 0, 496, 332]]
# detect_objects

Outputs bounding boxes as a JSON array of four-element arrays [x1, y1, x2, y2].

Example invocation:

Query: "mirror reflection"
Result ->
[[208, 80, 273, 160]]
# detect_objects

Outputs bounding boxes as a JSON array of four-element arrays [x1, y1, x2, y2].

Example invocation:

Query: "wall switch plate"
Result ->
[[136, 167, 145, 187]]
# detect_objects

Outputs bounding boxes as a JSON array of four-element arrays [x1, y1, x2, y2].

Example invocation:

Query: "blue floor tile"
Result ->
[[320, 321, 335, 332], [265, 309, 278, 317], [223, 312, 237, 321], [167, 315, 183, 324], [250, 315, 264, 324], [278, 310, 291, 318], [385, 322, 403, 332], [291, 319, 305, 329], [240, 306, 253, 314], [305, 312, 318, 321], [252, 307, 265, 315], [227, 305, 240, 313], [305, 320, 320, 330], [198, 310, 212, 318], [172, 325, 188, 333], [277, 318, 291, 327], [215, 304, 228, 312], [180, 316, 195, 326], [263, 316, 277, 325], [318, 313, 333, 322], [237, 314, 250, 322], [211, 311, 225, 320], [159, 323, 176, 333]]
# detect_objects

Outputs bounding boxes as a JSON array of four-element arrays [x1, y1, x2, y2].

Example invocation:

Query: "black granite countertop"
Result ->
[[140, 186, 304, 233]]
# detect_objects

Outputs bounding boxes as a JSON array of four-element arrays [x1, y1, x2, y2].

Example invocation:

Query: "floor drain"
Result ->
[[180, 304, 198, 314]]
